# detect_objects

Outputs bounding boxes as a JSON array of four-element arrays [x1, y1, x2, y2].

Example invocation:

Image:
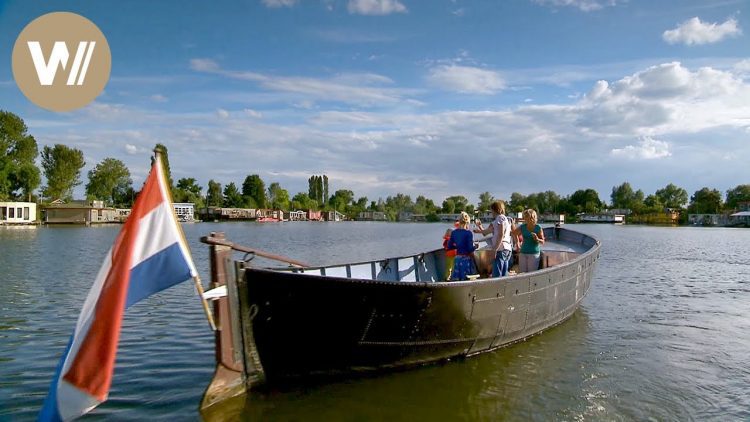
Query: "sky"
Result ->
[[1, 0, 749, 205]]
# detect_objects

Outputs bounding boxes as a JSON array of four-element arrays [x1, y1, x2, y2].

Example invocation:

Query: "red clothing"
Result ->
[[443, 236, 457, 257]]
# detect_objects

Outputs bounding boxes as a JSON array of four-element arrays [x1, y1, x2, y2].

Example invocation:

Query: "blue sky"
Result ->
[[1, 0, 748, 205]]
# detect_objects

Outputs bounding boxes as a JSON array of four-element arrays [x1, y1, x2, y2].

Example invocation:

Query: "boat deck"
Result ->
[[270, 227, 595, 283]]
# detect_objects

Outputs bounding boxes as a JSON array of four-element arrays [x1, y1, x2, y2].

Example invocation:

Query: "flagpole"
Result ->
[[153, 146, 217, 332], [193, 275, 217, 331]]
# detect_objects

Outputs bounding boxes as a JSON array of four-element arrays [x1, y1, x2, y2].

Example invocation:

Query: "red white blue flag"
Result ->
[[39, 155, 198, 421]]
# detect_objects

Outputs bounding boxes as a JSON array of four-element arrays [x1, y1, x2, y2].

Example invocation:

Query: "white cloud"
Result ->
[[243, 109, 263, 118], [531, 0, 617, 12], [610, 136, 671, 160], [190, 58, 220, 72], [125, 144, 138, 155], [262, 0, 297, 8], [428, 65, 505, 94], [150, 94, 168, 103], [663, 17, 742, 46], [190, 59, 418, 107], [577, 62, 749, 135], [217, 109, 230, 119], [347, 0, 407, 15]]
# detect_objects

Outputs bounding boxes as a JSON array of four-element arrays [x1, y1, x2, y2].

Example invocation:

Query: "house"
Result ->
[[325, 210, 345, 222], [288, 210, 306, 221], [358, 211, 387, 221], [115, 208, 131, 223], [173, 203, 195, 222], [43, 200, 118, 224], [0, 201, 37, 225], [307, 210, 322, 221]]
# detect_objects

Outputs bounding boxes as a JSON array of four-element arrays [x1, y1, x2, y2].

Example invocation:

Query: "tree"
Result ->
[[726, 184, 750, 210], [291, 192, 316, 210], [323, 175, 329, 206], [509, 192, 526, 213], [443, 195, 469, 213], [477, 192, 494, 214], [643, 194, 664, 214], [154, 143, 173, 189], [689, 187, 722, 214], [655, 183, 688, 209], [242, 174, 266, 208], [330, 189, 354, 212], [85, 157, 132, 206], [206, 180, 223, 207], [223, 182, 244, 208], [173, 178, 204, 209], [414, 195, 437, 215], [41, 144, 85, 201], [0, 111, 41, 200], [267, 182, 290, 210], [569, 189, 602, 213], [611, 182, 644, 211]]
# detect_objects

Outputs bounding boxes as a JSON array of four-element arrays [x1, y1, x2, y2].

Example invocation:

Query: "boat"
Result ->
[[256, 216, 281, 223], [198, 226, 601, 411]]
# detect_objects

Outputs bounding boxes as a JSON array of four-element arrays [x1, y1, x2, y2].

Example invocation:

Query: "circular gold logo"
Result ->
[[12, 12, 111, 112]]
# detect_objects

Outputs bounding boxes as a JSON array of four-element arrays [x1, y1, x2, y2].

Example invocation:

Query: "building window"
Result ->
[[24, 207, 30, 220], [9, 207, 15, 218], [1, 206, 6, 220]]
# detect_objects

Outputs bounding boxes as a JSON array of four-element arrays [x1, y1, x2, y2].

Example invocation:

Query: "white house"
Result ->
[[0, 201, 37, 225], [173, 203, 195, 222]]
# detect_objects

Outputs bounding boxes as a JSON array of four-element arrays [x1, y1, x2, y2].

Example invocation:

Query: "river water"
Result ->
[[1, 223, 748, 421]]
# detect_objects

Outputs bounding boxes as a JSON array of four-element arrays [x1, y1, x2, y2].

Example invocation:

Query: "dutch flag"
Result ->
[[39, 154, 198, 421]]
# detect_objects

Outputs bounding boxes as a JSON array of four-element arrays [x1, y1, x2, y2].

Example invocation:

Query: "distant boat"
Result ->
[[580, 213, 624, 224], [256, 217, 281, 223], [199, 226, 601, 411]]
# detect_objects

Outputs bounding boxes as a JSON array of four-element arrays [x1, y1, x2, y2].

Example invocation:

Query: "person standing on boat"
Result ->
[[446, 211, 478, 281], [474, 200, 513, 277], [513, 208, 545, 272]]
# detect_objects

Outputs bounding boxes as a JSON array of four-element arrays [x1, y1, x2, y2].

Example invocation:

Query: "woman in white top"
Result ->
[[474, 200, 513, 277]]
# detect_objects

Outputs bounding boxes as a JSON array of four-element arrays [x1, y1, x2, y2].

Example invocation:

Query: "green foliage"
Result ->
[[223, 182, 244, 208], [154, 143, 173, 189], [611, 182, 644, 212], [0, 111, 41, 200], [330, 189, 354, 212], [268, 182, 290, 210], [308, 175, 327, 206], [477, 192, 494, 214], [689, 187, 723, 214], [206, 180, 223, 207], [85, 157, 132, 206], [291, 192, 317, 210], [655, 183, 688, 209], [173, 177, 204, 209], [41, 144, 85, 202], [569, 189, 603, 213], [242, 174, 266, 208], [726, 184, 750, 210], [442, 195, 469, 213]]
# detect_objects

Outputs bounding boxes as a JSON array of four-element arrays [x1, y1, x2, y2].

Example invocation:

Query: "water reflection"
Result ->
[[2, 224, 750, 420], [201, 310, 591, 421]]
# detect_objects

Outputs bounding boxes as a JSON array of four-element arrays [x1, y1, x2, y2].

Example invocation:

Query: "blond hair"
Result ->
[[458, 211, 471, 228], [522, 208, 538, 223], [491, 200, 505, 215]]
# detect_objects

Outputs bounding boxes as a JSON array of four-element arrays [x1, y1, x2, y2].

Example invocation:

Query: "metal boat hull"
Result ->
[[200, 227, 600, 410]]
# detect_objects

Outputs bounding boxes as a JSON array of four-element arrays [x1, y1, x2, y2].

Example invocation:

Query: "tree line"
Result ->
[[2, 110, 749, 221]]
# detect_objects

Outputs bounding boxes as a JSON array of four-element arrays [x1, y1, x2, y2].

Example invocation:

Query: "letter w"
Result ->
[[27, 41, 96, 86]]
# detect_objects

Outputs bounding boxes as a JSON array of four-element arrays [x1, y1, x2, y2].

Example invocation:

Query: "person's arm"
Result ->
[[473, 220, 492, 236], [531, 225, 545, 245], [446, 232, 457, 250]]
